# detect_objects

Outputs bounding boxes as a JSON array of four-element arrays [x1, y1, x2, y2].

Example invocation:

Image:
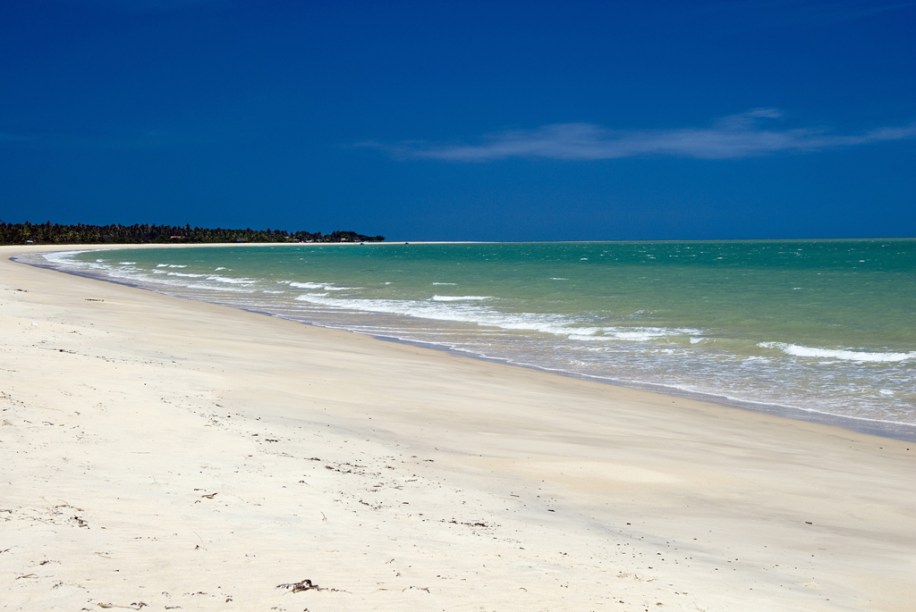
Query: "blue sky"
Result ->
[[1, 0, 914, 241]]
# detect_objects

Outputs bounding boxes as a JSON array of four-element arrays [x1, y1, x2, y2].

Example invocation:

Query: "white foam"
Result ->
[[175, 282, 254, 293], [166, 272, 207, 278], [291, 294, 703, 345], [206, 275, 255, 286], [296, 295, 485, 323], [758, 342, 915, 363], [431, 295, 491, 302], [294, 294, 574, 335], [568, 326, 702, 343], [286, 281, 322, 289], [287, 281, 351, 291], [612, 328, 682, 341], [41, 250, 86, 265]]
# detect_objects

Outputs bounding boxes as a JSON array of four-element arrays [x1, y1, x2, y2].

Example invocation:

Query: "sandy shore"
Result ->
[[2, 245, 915, 611]]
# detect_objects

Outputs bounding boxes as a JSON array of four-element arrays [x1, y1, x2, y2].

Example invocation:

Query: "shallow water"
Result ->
[[32, 239, 916, 439]]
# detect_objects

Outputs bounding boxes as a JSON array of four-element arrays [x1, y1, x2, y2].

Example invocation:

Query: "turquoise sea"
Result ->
[[30, 240, 916, 440]]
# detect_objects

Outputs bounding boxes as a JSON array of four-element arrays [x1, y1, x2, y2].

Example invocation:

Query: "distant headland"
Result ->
[[0, 221, 384, 245]]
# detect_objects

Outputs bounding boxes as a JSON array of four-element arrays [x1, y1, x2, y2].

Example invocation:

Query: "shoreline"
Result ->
[[3, 244, 916, 610], [367, 329, 916, 442], [13, 243, 916, 443]]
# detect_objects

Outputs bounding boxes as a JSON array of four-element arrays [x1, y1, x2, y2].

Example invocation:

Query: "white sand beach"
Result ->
[[2, 245, 915, 611]]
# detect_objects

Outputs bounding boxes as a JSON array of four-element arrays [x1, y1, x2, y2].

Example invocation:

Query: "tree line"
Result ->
[[0, 221, 385, 245]]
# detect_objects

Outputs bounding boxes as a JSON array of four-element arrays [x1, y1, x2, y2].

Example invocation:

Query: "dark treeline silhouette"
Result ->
[[0, 221, 384, 245]]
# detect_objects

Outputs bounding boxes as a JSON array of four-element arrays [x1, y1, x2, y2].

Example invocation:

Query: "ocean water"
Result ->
[[29, 240, 916, 440]]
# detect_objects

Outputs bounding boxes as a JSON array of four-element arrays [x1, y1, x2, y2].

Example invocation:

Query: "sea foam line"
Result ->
[[286, 281, 352, 291], [431, 295, 492, 302], [758, 342, 915, 363], [293, 294, 699, 343]]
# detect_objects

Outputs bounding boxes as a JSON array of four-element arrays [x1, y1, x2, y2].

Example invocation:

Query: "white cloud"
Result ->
[[369, 110, 916, 162]]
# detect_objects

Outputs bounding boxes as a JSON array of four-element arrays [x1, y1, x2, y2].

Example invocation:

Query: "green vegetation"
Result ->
[[0, 221, 384, 245]]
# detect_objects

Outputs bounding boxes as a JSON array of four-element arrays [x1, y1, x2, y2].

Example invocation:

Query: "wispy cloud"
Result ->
[[365, 110, 916, 162]]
